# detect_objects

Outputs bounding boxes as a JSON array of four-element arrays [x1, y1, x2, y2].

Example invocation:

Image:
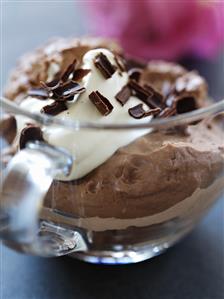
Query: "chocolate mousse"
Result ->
[[3, 37, 224, 236]]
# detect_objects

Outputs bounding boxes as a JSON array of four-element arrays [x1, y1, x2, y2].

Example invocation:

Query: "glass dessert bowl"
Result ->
[[0, 37, 224, 264]]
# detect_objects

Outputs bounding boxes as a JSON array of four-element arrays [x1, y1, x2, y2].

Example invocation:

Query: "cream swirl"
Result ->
[[16, 49, 152, 180]]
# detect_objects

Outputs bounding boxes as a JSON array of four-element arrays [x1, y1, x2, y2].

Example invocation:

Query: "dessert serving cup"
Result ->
[[0, 38, 224, 264], [1, 98, 223, 264]]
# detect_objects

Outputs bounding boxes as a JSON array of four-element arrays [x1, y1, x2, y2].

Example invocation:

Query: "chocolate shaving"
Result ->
[[166, 93, 197, 114], [28, 88, 49, 99], [115, 85, 132, 106], [73, 69, 90, 81], [158, 107, 176, 118], [175, 96, 197, 114], [94, 53, 116, 79], [144, 84, 163, 101], [61, 59, 77, 82], [27, 57, 88, 116], [53, 81, 85, 100], [149, 107, 163, 116], [128, 80, 164, 109], [144, 84, 165, 108], [128, 80, 158, 109], [128, 68, 142, 82], [128, 80, 152, 101], [64, 95, 76, 102], [114, 55, 126, 73], [128, 104, 161, 119], [19, 125, 44, 149], [128, 104, 145, 119], [89, 91, 113, 116], [41, 101, 68, 116], [40, 79, 61, 91]]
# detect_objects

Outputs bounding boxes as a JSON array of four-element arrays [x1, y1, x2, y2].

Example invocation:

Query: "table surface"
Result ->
[[1, 2, 224, 299]]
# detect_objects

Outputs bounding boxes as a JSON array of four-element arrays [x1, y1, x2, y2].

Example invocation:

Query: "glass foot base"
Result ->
[[70, 226, 192, 264], [71, 243, 168, 264]]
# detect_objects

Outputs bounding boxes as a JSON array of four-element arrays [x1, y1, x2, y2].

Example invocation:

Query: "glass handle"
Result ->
[[0, 141, 87, 256]]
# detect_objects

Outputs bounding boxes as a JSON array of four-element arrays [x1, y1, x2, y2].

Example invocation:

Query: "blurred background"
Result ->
[[2, 1, 224, 98], [1, 1, 224, 299]]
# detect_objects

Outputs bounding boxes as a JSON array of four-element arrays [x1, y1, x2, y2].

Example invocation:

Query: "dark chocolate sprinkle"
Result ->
[[61, 59, 77, 82], [115, 85, 132, 106], [41, 101, 68, 116], [89, 91, 113, 116], [128, 104, 161, 119], [19, 125, 44, 149], [28, 88, 49, 99], [73, 69, 91, 81], [94, 53, 116, 79]]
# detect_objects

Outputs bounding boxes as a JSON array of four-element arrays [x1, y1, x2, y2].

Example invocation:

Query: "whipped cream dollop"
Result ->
[[16, 49, 152, 180]]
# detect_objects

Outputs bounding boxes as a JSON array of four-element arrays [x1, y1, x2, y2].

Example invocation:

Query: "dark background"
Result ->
[[1, 2, 224, 299]]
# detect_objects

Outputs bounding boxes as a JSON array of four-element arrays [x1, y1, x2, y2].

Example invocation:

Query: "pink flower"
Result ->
[[86, 0, 224, 60]]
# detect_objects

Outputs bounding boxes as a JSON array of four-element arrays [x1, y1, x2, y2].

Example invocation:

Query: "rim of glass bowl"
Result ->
[[1, 97, 224, 131]]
